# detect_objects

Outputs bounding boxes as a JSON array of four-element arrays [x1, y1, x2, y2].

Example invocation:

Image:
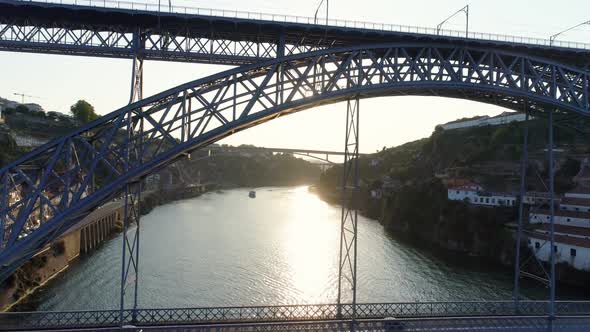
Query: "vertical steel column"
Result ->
[[120, 28, 144, 327], [128, 29, 144, 104], [128, 57, 144, 104], [513, 102, 529, 307], [336, 96, 360, 327], [276, 33, 285, 105], [548, 110, 556, 320], [119, 182, 141, 326]]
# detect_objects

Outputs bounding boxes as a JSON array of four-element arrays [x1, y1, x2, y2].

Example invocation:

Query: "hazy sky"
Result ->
[[1, 0, 589, 153]]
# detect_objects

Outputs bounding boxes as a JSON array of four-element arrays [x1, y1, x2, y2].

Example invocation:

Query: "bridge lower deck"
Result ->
[[2, 302, 590, 331], [22, 316, 590, 332]]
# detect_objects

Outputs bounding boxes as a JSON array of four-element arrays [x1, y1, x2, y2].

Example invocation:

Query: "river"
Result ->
[[25, 186, 568, 311]]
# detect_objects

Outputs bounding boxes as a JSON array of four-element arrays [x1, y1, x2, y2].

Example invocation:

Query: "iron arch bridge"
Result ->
[[1, 42, 590, 281]]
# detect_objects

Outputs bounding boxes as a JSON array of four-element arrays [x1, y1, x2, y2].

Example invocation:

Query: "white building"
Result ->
[[12, 133, 49, 147], [560, 196, 590, 212], [529, 209, 590, 228], [523, 191, 560, 206], [447, 185, 517, 207], [527, 189, 590, 271], [441, 112, 528, 131], [528, 225, 590, 271]]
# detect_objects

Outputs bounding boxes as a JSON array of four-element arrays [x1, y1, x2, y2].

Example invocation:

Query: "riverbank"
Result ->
[[17, 186, 565, 311], [2, 184, 215, 312], [314, 183, 590, 293]]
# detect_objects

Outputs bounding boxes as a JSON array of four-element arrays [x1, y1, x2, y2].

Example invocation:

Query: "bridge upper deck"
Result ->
[[1, 0, 590, 67]]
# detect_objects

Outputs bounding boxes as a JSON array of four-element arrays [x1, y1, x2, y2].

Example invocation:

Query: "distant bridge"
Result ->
[[201, 146, 371, 164]]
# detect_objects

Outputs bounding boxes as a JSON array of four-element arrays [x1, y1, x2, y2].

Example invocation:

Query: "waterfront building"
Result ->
[[527, 224, 590, 271], [447, 184, 517, 207], [528, 188, 590, 271], [523, 191, 561, 206], [440, 111, 528, 131]]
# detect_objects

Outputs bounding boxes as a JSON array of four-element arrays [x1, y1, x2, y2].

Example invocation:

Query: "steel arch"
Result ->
[[1, 42, 590, 281]]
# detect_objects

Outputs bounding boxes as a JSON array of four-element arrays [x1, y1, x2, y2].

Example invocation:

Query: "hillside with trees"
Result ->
[[317, 117, 590, 268]]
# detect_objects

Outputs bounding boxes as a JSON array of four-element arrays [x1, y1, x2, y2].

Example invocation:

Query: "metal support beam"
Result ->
[[548, 109, 556, 320], [513, 101, 529, 307], [129, 57, 144, 104], [337, 96, 359, 330], [120, 28, 144, 327], [2, 44, 590, 284], [129, 29, 145, 104], [119, 182, 141, 326]]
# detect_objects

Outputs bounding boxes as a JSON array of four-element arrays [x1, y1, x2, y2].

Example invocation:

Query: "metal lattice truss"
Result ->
[[0, 20, 322, 65], [2, 301, 590, 330], [337, 97, 360, 317], [1, 43, 590, 281]]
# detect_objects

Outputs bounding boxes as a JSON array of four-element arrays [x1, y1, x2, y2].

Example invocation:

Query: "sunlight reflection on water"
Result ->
[[31, 186, 548, 311]]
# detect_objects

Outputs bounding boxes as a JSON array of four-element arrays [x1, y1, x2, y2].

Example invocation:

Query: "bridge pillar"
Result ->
[[118, 27, 145, 327], [119, 182, 141, 326], [513, 102, 529, 309], [548, 110, 556, 321], [129, 28, 145, 104], [337, 96, 360, 329]]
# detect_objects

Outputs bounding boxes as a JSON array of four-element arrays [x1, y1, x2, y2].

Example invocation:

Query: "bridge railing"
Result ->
[[2, 301, 590, 331], [31, 316, 590, 332], [12, 0, 590, 51]]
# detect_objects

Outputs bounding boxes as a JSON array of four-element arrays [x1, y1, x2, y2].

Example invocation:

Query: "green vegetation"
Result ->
[[0, 131, 33, 166], [317, 116, 590, 266], [0, 99, 98, 166], [70, 100, 99, 123], [185, 149, 321, 187]]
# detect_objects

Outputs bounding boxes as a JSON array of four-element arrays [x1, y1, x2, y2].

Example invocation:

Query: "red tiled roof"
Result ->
[[566, 186, 590, 195], [534, 224, 590, 237], [561, 197, 590, 207], [447, 185, 478, 191], [532, 208, 590, 219], [574, 168, 590, 180], [529, 232, 590, 248]]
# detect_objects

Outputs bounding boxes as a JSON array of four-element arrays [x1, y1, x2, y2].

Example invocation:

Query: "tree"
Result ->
[[70, 100, 99, 123]]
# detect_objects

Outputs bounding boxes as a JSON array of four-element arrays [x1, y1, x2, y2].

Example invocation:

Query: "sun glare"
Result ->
[[281, 186, 339, 303]]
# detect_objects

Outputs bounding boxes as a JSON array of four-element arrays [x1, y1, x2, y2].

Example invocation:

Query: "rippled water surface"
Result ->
[[31, 186, 554, 310]]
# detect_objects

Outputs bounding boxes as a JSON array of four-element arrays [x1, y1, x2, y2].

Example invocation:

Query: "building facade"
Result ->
[[441, 112, 528, 131], [447, 185, 517, 207], [528, 189, 590, 271]]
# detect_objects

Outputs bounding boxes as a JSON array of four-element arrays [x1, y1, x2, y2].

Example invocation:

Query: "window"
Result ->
[[456, 191, 460, 194], [571, 248, 577, 257], [492, 198, 496, 204], [533, 215, 537, 219], [554, 245, 558, 253], [575, 207, 579, 211], [486, 198, 489, 203], [567, 218, 571, 222], [535, 242, 540, 249], [527, 239, 531, 244]]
